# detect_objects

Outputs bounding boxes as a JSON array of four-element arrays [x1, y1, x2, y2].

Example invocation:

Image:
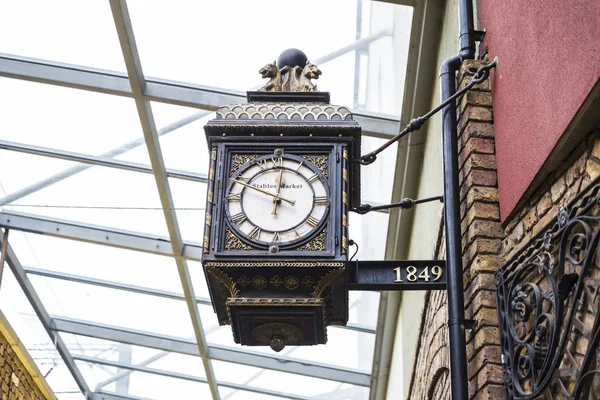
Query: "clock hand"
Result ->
[[272, 169, 285, 215], [229, 178, 296, 205]]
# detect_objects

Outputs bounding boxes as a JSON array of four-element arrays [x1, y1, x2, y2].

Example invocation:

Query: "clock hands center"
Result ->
[[229, 177, 296, 206], [272, 168, 285, 215]]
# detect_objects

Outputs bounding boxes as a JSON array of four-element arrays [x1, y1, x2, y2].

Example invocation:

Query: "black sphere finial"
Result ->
[[277, 48, 308, 69]]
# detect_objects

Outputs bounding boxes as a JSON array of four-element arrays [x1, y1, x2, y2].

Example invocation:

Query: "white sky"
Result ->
[[0, 1, 412, 399]]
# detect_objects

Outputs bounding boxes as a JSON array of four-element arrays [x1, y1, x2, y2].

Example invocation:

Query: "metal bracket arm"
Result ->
[[357, 57, 498, 165], [351, 195, 443, 214]]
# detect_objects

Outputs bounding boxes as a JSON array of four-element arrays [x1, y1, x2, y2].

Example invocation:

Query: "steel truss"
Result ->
[[0, 0, 399, 397], [0, 55, 398, 139], [50, 316, 370, 386]]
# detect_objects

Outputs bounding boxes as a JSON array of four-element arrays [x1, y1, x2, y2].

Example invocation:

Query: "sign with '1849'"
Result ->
[[348, 260, 447, 291]]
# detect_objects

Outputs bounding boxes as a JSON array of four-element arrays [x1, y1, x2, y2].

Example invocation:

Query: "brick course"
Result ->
[[0, 315, 55, 400], [405, 56, 600, 399]]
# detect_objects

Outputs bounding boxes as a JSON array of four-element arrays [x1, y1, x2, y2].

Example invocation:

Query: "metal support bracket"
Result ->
[[351, 195, 443, 214]]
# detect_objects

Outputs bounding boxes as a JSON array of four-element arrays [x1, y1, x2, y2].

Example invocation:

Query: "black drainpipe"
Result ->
[[440, 0, 479, 398]]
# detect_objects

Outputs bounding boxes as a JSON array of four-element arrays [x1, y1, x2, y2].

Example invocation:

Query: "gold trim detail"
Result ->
[[252, 322, 303, 350], [207, 269, 240, 298], [343, 149, 348, 159], [209, 168, 215, 181], [252, 276, 268, 290], [224, 227, 253, 250], [284, 276, 300, 290], [342, 192, 348, 205], [206, 213, 212, 227], [207, 190, 213, 204], [205, 261, 344, 268], [296, 228, 327, 252], [312, 269, 344, 298], [301, 155, 328, 177], [216, 103, 353, 121], [226, 298, 323, 306], [342, 214, 347, 227], [231, 154, 260, 175], [270, 275, 283, 287], [203, 235, 209, 249], [342, 168, 348, 181], [212, 149, 217, 160], [342, 236, 348, 249], [302, 276, 315, 287], [237, 276, 251, 287]]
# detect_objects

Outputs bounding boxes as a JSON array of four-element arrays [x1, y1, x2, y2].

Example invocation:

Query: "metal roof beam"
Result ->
[[50, 316, 370, 387], [0, 111, 208, 206], [23, 267, 212, 305], [0, 210, 204, 261], [0, 140, 208, 184], [1, 240, 91, 398], [76, 354, 314, 400], [0, 53, 399, 138], [109, 1, 219, 397], [23, 266, 374, 335]]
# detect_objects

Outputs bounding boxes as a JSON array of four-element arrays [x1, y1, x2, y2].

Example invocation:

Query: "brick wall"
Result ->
[[407, 59, 503, 400], [0, 312, 56, 400], [405, 58, 600, 399]]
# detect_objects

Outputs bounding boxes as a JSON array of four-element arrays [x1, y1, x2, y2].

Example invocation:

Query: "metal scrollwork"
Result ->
[[496, 180, 600, 399]]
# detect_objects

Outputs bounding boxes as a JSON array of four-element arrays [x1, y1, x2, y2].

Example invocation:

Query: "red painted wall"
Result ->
[[478, 0, 600, 220]]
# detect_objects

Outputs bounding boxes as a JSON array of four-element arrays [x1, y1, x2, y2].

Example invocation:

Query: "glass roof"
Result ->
[[0, 1, 413, 399]]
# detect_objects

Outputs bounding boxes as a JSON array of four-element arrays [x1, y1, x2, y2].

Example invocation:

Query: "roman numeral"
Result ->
[[227, 193, 241, 201], [293, 229, 301, 238], [272, 231, 281, 242], [308, 174, 319, 183], [257, 159, 269, 170], [314, 196, 328, 205], [296, 162, 304, 171], [231, 213, 247, 225], [272, 157, 283, 168], [306, 216, 320, 227], [249, 226, 261, 239]]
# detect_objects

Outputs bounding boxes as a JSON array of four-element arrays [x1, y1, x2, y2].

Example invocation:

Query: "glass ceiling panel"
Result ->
[[150, 102, 212, 175], [0, 150, 82, 198], [128, 0, 358, 105], [30, 277, 195, 338], [212, 360, 356, 398], [0, 78, 142, 155], [361, 135, 398, 203], [0, 268, 84, 398], [356, 2, 413, 115], [169, 178, 207, 243], [0, 157, 169, 236], [348, 290, 380, 329], [74, 362, 213, 400], [0, 1, 126, 71], [8, 231, 185, 295], [188, 260, 211, 299]]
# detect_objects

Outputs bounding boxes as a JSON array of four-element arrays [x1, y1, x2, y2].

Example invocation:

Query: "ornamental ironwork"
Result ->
[[496, 179, 600, 399]]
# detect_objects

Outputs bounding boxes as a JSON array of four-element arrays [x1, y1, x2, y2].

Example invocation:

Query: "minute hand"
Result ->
[[230, 178, 296, 205]]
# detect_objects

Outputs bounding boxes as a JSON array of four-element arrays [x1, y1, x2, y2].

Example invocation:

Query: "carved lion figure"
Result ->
[[294, 61, 322, 92], [258, 61, 282, 92]]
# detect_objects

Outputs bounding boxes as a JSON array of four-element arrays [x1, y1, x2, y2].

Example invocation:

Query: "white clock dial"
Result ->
[[226, 154, 329, 247]]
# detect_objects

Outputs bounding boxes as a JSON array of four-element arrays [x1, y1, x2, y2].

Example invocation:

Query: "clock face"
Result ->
[[225, 153, 329, 248]]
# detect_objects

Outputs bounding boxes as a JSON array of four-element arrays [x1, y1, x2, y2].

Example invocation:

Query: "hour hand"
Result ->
[[229, 178, 296, 205]]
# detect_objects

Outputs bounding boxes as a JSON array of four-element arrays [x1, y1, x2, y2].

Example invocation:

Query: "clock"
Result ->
[[200, 88, 361, 350], [225, 151, 329, 250]]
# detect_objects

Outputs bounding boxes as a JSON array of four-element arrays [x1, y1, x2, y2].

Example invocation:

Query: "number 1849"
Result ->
[[394, 265, 443, 283]]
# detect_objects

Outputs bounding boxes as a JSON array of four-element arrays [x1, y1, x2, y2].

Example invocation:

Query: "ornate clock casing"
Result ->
[[202, 89, 360, 351]]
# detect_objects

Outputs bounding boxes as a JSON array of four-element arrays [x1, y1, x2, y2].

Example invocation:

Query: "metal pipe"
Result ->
[[458, 0, 476, 59], [440, 53, 468, 400], [439, 0, 478, 395]]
